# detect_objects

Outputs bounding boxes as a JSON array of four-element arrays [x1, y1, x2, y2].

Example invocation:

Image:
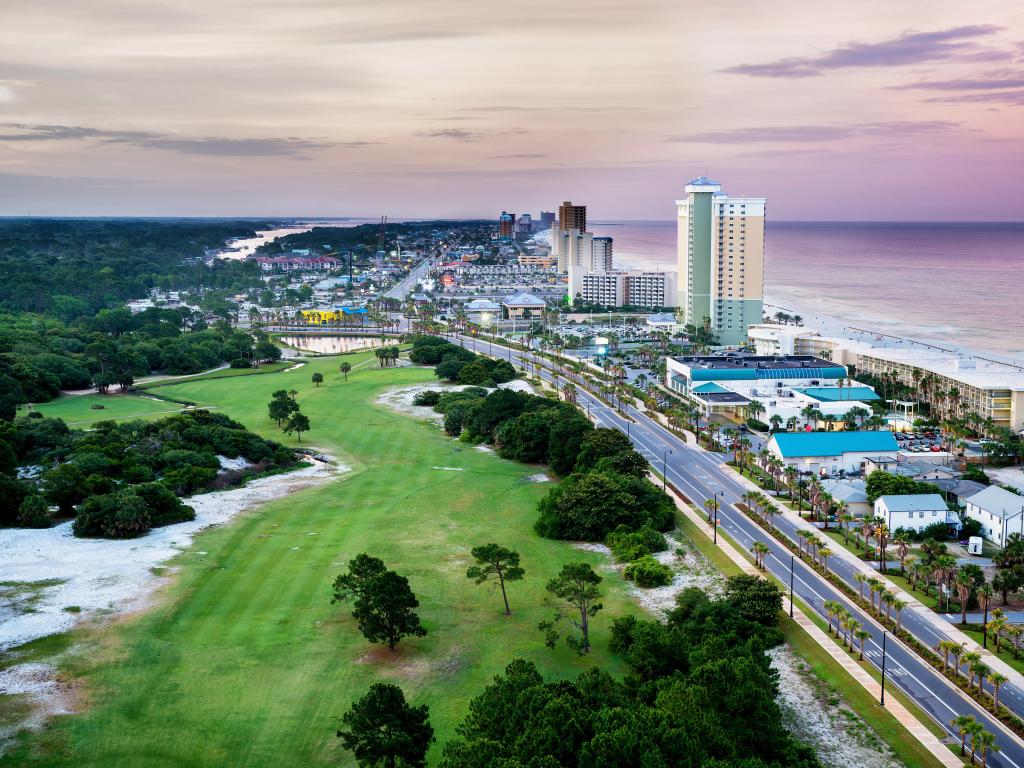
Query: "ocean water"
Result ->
[[590, 220, 1024, 362]]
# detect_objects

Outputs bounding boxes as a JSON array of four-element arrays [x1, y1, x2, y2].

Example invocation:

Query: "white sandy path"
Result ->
[[0, 455, 346, 654]]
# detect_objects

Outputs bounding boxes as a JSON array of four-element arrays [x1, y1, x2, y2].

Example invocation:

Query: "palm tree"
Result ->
[[951, 714, 977, 756], [962, 651, 982, 686], [954, 569, 974, 625], [703, 497, 720, 524], [845, 617, 861, 651], [880, 590, 896, 621], [339, 361, 352, 381], [988, 614, 1008, 653], [990, 672, 1009, 708], [867, 578, 884, 612], [824, 600, 842, 636], [854, 572, 868, 601], [818, 546, 832, 571], [893, 530, 911, 574], [937, 640, 960, 671], [972, 661, 990, 694], [950, 642, 967, 677], [854, 628, 871, 660], [977, 729, 999, 768], [892, 599, 907, 631], [752, 542, 770, 570], [968, 721, 986, 764]]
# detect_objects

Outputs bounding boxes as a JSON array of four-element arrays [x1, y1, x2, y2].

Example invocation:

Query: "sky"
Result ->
[[1, 0, 1023, 220]]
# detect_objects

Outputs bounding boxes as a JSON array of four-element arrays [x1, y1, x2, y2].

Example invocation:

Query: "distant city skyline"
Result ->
[[1, 1, 1023, 219]]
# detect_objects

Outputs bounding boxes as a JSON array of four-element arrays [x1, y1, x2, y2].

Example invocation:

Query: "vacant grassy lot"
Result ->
[[3, 351, 634, 767]]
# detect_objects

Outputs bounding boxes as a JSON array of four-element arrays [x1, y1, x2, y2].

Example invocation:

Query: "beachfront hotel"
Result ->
[[748, 325, 1024, 432], [676, 177, 766, 346]]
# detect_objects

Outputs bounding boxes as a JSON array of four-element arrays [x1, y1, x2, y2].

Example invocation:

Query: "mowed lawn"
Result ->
[[6, 351, 635, 767], [31, 392, 191, 427]]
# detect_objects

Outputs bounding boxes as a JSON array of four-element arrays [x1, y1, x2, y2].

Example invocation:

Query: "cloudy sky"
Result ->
[[1, 0, 1023, 219]]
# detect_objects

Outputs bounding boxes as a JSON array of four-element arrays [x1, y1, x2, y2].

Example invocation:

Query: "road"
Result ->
[[456, 334, 1024, 768], [384, 256, 434, 301]]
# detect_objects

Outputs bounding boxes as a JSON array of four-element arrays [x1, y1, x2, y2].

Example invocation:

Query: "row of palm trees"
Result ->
[[851, 573, 908, 629], [823, 599, 872, 660], [951, 714, 1000, 766]]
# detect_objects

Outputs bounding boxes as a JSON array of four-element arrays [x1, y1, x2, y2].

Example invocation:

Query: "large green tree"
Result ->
[[336, 683, 435, 768]]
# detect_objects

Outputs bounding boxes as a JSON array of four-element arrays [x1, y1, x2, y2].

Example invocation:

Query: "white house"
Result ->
[[765, 431, 899, 476], [874, 494, 958, 535], [963, 485, 1024, 547]]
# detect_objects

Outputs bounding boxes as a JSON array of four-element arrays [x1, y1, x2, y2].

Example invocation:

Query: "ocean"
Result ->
[[590, 220, 1024, 362]]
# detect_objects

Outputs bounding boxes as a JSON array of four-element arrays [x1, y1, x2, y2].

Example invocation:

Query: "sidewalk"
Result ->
[[722, 462, 1024, 694], [665, 483, 960, 768]]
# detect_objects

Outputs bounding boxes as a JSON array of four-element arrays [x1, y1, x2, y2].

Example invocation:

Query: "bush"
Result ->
[[132, 481, 196, 527], [456, 361, 495, 387], [745, 418, 769, 431], [412, 390, 442, 407], [229, 357, 252, 369], [73, 491, 152, 539], [624, 556, 673, 587], [161, 465, 217, 496], [534, 470, 674, 541], [606, 524, 668, 562], [89, 403, 106, 410], [724, 574, 784, 626], [16, 494, 52, 528]]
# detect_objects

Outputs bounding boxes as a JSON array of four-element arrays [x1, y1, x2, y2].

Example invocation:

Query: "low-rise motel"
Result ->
[[664, 352, 879, 426]]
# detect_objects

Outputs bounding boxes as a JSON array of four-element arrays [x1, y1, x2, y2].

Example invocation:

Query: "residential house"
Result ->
[[874, 494, 958, 535], [963, 485, 1024, 547]]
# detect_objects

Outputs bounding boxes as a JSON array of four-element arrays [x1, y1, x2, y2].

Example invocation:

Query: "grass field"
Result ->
[[31, 393, 195, 427], [2, 351, 636, 767]]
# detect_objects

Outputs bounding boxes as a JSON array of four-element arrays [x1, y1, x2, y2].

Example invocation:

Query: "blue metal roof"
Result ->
[[689, 366, 845, 382], [795, 386, 880, 402], [692, 382, 731, 394], [769, 431, 898, 458]]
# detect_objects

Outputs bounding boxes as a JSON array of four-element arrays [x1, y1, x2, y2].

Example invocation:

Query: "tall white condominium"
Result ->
[[555, 229, 594, 302], [591, 236, 613, 271], [676, 176, 766, 346]]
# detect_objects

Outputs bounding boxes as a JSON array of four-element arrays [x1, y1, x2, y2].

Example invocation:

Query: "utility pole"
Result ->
[[880, 631, 887, 706], [789, 555, 795, 618]]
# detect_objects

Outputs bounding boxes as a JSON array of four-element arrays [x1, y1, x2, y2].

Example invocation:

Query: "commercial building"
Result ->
[[874, 494, 958, 534], [677, 176, 766, 345], [539, 211, 556, 229], [517, 213, 533, 235], [963, 485, 1024, 546], [463, 298, 502, 325], [501, 292, 546, 319], [665, 353, 877, 425], [517, 253, 556, 268], [765, 431, 900, 475]]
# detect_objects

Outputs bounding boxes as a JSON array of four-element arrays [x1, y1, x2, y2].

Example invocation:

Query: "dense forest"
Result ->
[[0, 219, 290, 416]]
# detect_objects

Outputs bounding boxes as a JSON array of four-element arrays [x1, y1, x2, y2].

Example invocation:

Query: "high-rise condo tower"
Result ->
[[676, 176, 765, 346]]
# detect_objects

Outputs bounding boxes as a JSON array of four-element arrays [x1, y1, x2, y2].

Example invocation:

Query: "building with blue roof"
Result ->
[[666, 352, 880, 426], [766, 430, 899, 475]]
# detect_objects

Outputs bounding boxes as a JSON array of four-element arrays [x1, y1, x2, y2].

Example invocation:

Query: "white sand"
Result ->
[[0, 455, 345, 653], [770, 645, 902, 768], [375, 379, 538, 425]]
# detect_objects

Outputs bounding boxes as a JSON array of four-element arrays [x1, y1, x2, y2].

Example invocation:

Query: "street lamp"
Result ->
[[713, 491, 722, 545], [880, 630, 888, 706], [662, 449, 672, 492], [789, 554, 795, 618]]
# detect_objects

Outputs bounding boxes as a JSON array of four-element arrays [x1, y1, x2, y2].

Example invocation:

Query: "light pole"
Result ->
[[880, 630, 888, 706], [713, 491, 722, 545], [789, 554, 795, 618], [662, 449, 672, 492]]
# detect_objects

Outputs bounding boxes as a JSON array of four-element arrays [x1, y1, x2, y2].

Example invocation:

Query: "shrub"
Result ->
[[133, 481, 196, 527], [456, 361, 495, 387], [16, 494, 52, 528], [746, 418, 769, 431], [89, 404, 106, 410], [412, 390, 442, 406], [73, 491, 152, 539], [606, 524, 668, 562], [229, 357, 252, 369], [162, 465, 217, 496], [624, 556, 673, 587]]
